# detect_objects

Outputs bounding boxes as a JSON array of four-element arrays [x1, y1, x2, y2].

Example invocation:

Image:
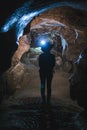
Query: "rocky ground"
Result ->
[[0, 70, 87, 130]]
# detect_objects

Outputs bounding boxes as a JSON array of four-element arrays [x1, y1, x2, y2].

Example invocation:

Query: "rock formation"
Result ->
[[0, 6, 87, 110]]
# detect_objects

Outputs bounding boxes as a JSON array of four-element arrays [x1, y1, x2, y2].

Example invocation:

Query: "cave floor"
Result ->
[[0, 97, 87, 130], [0, 70, 87, 130]]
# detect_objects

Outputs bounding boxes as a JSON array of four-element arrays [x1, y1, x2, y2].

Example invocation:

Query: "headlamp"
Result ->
[[40, 39, 46, 46], [37, 35, 52, 47]]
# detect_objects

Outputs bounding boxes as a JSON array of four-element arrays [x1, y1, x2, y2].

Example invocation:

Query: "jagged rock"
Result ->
[[0, 5, 87, 106], [0, 62, 38, 100], [69, 47, 87, 109], [29, 7, 87, 63], [11, 35, 30, 67]]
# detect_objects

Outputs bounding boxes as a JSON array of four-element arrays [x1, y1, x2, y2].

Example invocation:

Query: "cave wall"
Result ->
[[0, 6, 87, 107]]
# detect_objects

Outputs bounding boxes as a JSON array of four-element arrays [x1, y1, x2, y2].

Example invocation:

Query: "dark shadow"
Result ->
[[69, 47, 87, 111], [0, 29, 18, 76], [0, 97, 85, 130]]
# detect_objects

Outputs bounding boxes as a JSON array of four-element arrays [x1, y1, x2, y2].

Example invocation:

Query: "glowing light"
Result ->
[[38, 37, 47, 47], [40, 40, 46, 45], [36, 35, 52, 47]]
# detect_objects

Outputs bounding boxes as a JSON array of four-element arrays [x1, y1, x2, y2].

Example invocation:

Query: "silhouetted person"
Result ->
[[38, 41, 55, 104]]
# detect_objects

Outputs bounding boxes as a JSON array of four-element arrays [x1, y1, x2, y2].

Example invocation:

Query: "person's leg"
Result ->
[[41, 83, 46, 103], [47, 73, 53, 104], [39, 72, 46, 103]]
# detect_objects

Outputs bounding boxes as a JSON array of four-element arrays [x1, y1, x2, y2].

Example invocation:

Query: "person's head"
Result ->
[[41, 41, 53, 53]]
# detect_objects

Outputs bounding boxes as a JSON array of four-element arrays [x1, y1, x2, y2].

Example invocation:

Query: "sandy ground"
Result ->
[[2, 69, 83, 112], [1, 69, 86, 130], [10, 69, 70, 100]]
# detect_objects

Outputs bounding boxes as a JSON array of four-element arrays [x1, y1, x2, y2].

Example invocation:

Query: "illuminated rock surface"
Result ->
[[0, 1, 87, 129]]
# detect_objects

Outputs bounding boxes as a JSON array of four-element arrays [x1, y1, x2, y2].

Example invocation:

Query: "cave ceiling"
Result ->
[[26, 6, 87, 62], [0, 0, 87, 69]]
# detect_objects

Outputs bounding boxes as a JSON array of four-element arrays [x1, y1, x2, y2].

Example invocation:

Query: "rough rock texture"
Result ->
[[0, 6, 87, 110], [69, 47, 87, 109], [11, 35, 30, 67], [29, 7, 87, 62], [30, 7, 87, 31]]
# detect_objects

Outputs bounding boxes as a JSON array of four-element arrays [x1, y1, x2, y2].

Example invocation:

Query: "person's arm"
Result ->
[[52, 55, 56, 67], [38, 54, 42, 67], [53, 55, 56, 73]]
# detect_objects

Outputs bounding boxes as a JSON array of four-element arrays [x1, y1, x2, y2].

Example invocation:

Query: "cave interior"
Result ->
[[0, 0, 87, 110]]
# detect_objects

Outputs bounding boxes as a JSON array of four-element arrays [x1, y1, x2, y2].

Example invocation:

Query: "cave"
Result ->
[[0, 0, 87, 129]]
